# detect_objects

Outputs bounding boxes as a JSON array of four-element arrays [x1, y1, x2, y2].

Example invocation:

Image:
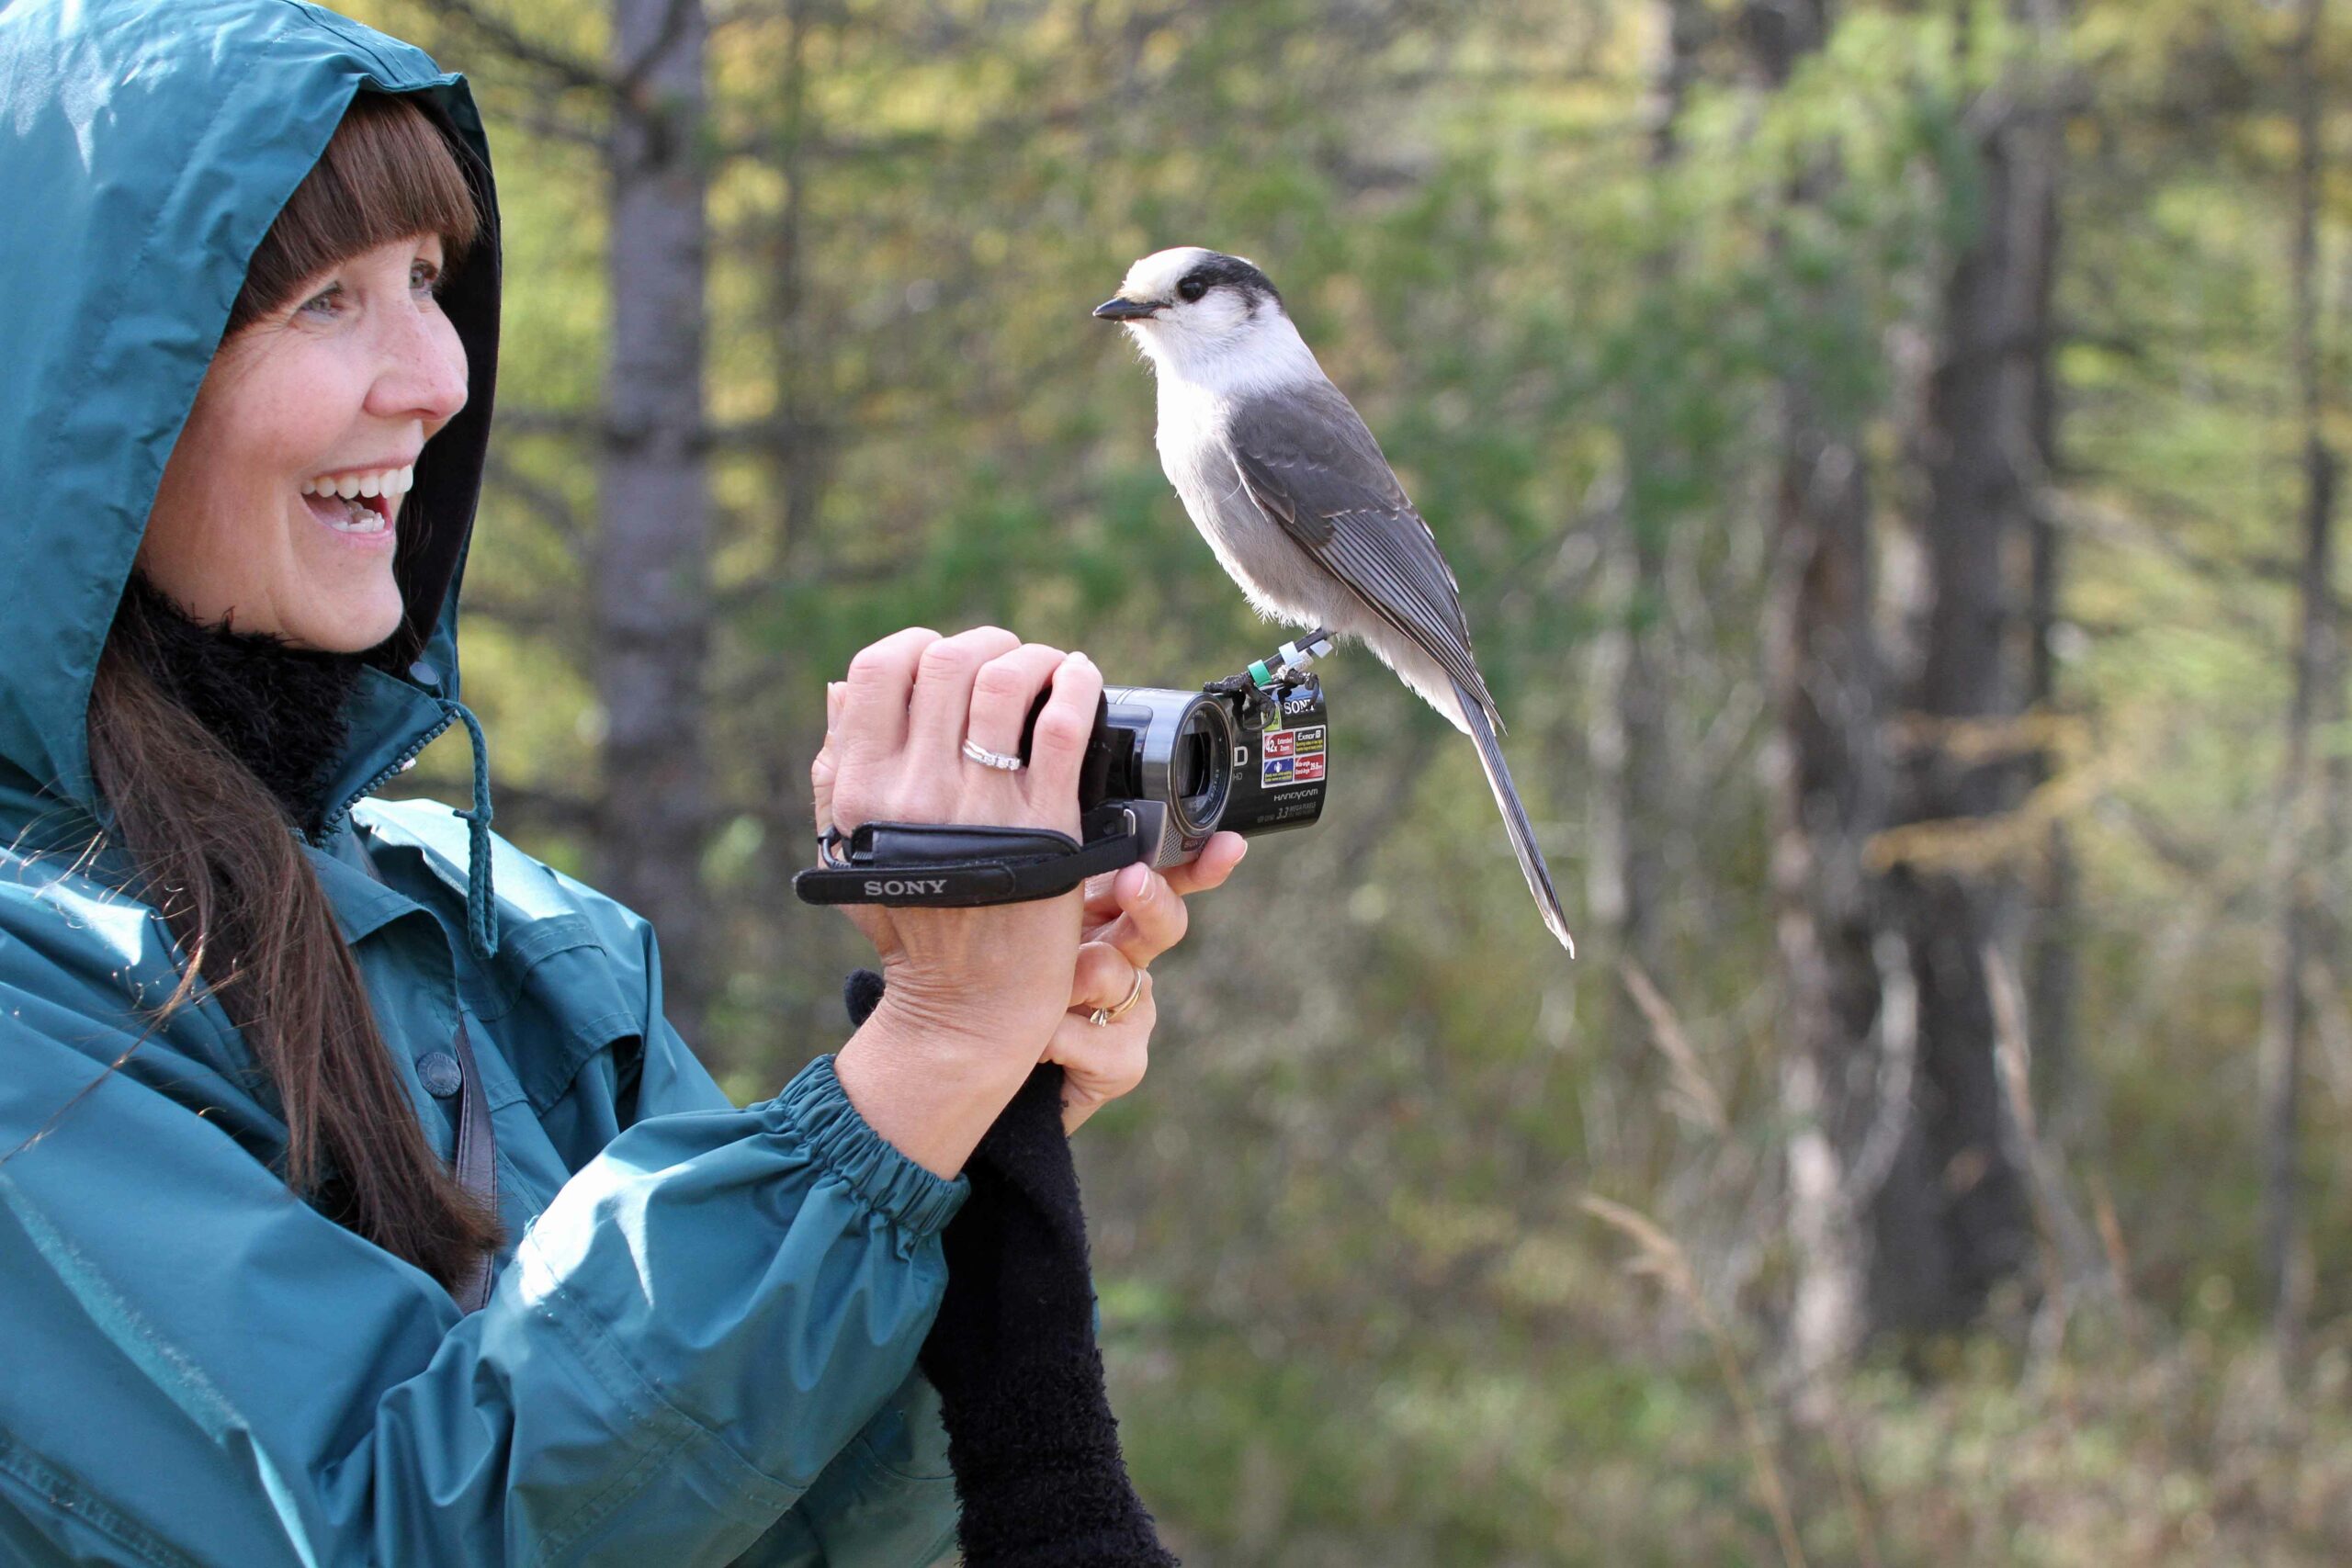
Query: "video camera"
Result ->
[[793, 631, 1335, 908]]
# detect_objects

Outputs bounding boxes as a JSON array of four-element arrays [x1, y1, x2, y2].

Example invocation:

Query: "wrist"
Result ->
[[836, 992, 1036, 1179], [878, 959, 1066, 1058]]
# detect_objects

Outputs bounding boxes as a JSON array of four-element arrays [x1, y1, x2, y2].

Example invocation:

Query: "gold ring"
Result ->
[[1087, 968, 1147, 1027]]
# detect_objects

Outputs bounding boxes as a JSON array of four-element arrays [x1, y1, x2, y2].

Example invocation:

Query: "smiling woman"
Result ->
[[85, 89, 503, 1297], [135, 92, 475, 650], [0, 4, 1243, 1562]]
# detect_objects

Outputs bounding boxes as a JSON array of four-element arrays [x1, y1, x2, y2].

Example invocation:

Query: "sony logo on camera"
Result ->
[[864, 877, 950, 897]]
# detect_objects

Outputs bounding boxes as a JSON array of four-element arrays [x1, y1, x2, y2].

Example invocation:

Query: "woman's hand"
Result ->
[[810, 626, 1103, 1176], [1046, 838, 1249, 1134]]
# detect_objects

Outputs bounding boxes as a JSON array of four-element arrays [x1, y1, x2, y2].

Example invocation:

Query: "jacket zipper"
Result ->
[[311, 711, 457, 845]]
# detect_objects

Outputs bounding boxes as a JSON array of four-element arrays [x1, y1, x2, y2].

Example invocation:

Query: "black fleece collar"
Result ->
[[112, 573, 368, 837]]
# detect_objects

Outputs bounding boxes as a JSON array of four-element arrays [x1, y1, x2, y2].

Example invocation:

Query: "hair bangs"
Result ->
[[227, 93, 479, 336]]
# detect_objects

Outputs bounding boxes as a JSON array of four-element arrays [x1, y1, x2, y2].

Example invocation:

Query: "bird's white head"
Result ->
[[1093, 246, 1318, 392]]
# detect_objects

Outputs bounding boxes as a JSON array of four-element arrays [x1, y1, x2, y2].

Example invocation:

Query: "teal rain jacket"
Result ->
[[0, 3, 967, 1562]]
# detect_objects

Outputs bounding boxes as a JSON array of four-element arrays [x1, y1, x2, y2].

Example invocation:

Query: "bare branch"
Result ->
[[427, 0, 615, 96], [618, 0, 703, 93], [481, 450, 587, 550]]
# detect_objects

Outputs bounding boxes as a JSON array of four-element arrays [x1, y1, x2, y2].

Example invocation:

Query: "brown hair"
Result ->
[[84, 92, 500, 1291]]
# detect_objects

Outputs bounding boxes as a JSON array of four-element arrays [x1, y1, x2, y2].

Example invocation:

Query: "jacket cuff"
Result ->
[[772, 1055, 968, 1237]]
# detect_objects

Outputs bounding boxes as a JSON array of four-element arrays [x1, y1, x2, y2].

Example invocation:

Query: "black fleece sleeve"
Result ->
[[843, 968, 1179, 1567]]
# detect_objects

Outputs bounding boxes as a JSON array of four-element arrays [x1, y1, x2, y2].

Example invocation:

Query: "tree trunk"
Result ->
[[1741, 0, 1902, 1383], [2260, 0, 2337, 1369], [1871, 28, 2058, 1335], [2019, 51, 2077, 1133], [1589, 0, 1707, 986], [1768, 405, 1895, 1383], [595, 0, 713, 1043]]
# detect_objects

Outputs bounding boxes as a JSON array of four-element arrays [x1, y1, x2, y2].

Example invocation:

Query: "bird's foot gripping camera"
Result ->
[[793, 632, 1336, 908]]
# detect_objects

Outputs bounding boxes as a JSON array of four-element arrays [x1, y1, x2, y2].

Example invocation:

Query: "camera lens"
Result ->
[[1101, 687, 1239, 861], [1170, 700, 1232, 835]]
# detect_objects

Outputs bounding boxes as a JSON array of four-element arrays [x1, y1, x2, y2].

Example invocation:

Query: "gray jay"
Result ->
[[1094, 246, 1573, 953]]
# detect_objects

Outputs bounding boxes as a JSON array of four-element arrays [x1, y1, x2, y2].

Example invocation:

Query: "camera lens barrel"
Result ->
[[1101, 680, 1329, 867], [1102, 687, 1236, 863]]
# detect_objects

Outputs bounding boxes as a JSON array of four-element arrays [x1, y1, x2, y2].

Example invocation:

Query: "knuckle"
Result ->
[[849, 635, 923, 682], [972, 660, 1034, 702], [918, 639, 976, 679], [1076, 943, 1119, 991], [1033, 709, 1089, 752]]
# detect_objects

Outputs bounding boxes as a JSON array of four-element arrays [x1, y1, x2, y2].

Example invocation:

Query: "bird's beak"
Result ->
[[1091, 297, 1163, 321]]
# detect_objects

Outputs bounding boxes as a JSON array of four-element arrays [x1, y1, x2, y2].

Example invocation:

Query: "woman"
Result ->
[[0, 2, 1242, 1562]]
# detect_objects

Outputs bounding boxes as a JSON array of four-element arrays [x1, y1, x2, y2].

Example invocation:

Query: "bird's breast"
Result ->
[[1154, 414, 1347, 628]]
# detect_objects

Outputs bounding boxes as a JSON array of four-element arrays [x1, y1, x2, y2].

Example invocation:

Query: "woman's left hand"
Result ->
[[1049, 832, 1250, 1134]]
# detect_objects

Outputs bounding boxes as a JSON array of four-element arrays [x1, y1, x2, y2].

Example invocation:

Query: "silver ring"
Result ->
[[1087, 968, 1147, 1027], [961, 738, 1025, 772]]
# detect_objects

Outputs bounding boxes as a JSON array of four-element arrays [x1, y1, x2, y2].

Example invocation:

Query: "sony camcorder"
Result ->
[[793, 632, 1335, 908]]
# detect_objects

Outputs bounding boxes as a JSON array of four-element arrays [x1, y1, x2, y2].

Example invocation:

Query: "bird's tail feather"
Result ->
[[1456, 681, 1575, 956]]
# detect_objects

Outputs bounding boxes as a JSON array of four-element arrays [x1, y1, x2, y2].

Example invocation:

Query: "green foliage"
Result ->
[[341, 0, 2352, 1556]]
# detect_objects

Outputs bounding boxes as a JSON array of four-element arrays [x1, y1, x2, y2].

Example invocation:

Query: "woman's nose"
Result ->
[[368, 304, 469, 427]]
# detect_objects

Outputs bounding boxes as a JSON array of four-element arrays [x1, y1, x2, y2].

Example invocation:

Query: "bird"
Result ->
[[1093, 246, 1573, 954]]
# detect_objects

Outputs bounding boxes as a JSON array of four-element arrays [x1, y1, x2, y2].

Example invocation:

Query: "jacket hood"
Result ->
[[0, 0, 501, 833]]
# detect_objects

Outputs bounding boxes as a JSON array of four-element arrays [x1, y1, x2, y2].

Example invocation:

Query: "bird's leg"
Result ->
[[1202, 671, 1282, 728], [1204, 628, 1336, 728]]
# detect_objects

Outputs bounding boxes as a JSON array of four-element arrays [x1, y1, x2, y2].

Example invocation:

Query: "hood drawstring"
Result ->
[[441, 700, 499, 962]]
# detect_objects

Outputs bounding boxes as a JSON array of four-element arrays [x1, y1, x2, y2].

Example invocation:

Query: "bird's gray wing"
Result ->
[[1225, 382, 1497, 714]]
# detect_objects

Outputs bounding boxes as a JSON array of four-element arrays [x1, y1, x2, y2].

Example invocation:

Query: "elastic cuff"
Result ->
[[773, 1055, 968, 1236]]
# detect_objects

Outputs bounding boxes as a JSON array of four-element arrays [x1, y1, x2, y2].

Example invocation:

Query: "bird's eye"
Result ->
[[1177, 275, 1208, 303]]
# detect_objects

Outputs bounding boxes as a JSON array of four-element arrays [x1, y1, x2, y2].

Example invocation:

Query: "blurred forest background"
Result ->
[[350, 0, 2348, 1560]]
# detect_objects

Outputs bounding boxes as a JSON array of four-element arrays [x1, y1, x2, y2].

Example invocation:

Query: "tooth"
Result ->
[[391, 465, 413, 494], [358, 473, 382, 498], [335, 475, 361, 500], [300, 479, 319, 495]]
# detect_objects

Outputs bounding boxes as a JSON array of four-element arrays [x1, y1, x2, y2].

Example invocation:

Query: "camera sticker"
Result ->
[[1293, 725, 1326, 783], [1261, 728, 1294, 782], [1261, 726, 1327, 784]]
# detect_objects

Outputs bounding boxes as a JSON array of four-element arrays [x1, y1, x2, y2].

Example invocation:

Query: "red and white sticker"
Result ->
[[1264, 725, 1325, 784]]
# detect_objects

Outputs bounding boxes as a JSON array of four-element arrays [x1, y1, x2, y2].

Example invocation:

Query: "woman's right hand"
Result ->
[[809, 626, 1104, 1176]]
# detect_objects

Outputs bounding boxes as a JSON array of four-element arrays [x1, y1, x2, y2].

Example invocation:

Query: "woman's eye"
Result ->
[[298, 283, 345, 317], [412, 260, 444, 295]]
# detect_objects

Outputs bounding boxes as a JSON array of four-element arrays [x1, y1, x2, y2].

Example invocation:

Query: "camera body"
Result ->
[[795, 635, 1335, 908], [1097, 675, 1329, 867]]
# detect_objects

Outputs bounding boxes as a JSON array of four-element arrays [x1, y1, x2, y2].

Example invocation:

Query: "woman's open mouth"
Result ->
[[300, 464, 412, 539], [302, 490, 391, 536]]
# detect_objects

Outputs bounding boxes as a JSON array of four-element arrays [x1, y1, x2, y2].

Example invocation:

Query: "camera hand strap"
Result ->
[[792, 801, 1163, 908]]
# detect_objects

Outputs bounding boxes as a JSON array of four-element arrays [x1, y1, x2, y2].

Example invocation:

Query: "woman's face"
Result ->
[[137, 232, 469, 651]]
